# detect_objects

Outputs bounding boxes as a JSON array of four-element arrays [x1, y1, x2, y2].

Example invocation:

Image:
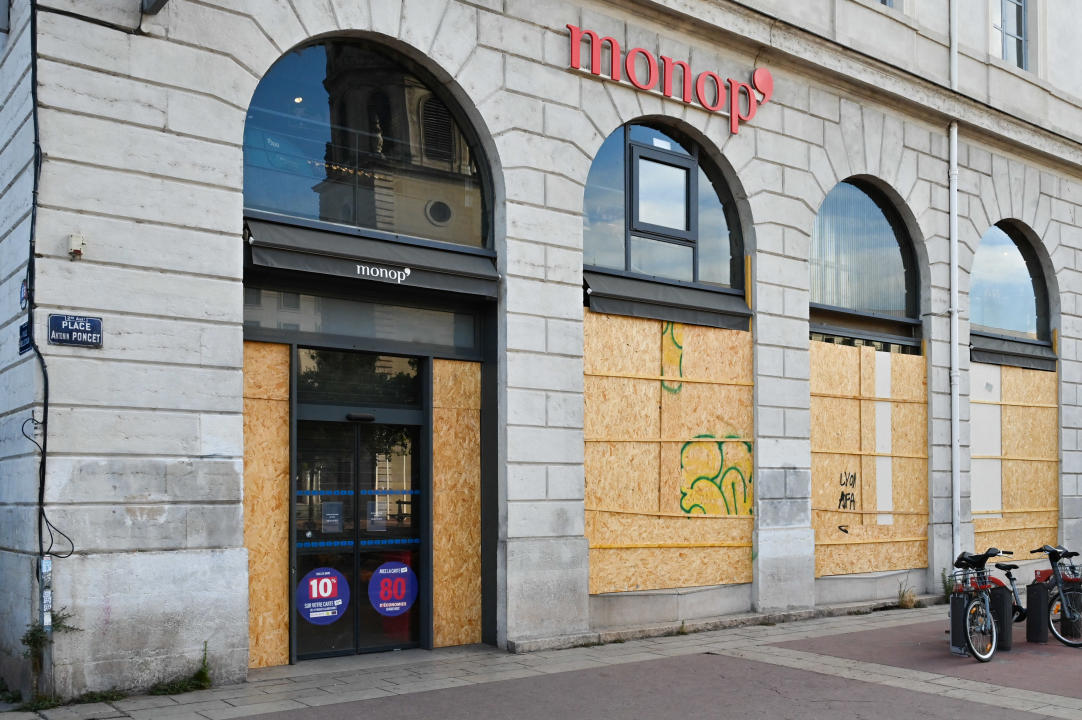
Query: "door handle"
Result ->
[[346, 412, 375, 422]]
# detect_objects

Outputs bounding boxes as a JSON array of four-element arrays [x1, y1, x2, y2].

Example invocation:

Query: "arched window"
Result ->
[[970, 224, 1048, 341], [810, 180, 920, 351], [243, 39, 489, 247], [584, 123, 743, 288], [969, 222, 1054, 370]]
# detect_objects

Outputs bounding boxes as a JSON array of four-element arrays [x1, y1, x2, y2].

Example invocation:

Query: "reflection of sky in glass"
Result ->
[[970, 226, 1037, 338], [697, 167, 731, 285], [637, 159, 687, 230], [583, 128, 625, 268], [630, 236, 693, 281], [628, 125, 690, 155], [244, 45, 332, 218], [811, 182, 909, 316], [584, 124, 733, 284]]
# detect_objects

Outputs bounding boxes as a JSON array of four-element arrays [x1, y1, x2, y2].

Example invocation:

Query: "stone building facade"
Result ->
[[1, 0, 1081, 697]]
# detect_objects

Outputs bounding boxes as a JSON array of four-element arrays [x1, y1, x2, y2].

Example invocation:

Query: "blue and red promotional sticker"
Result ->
[[368, 561, 418, 617], [297, 567, 350, 625]]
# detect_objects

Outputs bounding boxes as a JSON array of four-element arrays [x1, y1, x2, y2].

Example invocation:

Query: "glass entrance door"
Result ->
[[292, 348, 425, 659]]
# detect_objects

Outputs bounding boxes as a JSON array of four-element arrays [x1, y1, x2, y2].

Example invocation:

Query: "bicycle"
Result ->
[[1030, 544, 1082, 647], [989, 560, 1027, 622], [952, 547, 1013, 661]]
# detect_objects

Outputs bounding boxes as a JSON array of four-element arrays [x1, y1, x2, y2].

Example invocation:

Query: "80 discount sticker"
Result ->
[[367, 561, 418, 617]]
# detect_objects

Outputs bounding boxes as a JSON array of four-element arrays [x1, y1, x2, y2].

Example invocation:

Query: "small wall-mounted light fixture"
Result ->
[[68, 233, 85, 261]]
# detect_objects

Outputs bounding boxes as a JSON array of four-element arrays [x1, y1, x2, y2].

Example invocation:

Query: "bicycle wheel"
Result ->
[[1048, 588, 1082, 647], [965, 596, 997, 661], [1013, 604, 1027, 623]]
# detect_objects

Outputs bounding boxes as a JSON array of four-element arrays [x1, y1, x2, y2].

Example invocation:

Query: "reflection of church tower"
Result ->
[[315, 45, 482, 243]]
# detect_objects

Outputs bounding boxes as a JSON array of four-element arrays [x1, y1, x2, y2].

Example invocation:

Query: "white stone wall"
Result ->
[[956, 141, 1082, 550], [0, 0, 40, 695], [5, 0, 1082, 695]]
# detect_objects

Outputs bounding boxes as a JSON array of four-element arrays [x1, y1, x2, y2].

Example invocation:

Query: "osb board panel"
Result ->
[[585, 442, 660, 514], [973, 526, 1057, 557], [860, 400, 876, 457], [660, 384, 752, 440], [659, 440, 754, 516], [810, 341, 861, 395], [583, 311, 660, 377], [432, 359, 481, 410], [810, 397, 861, 452], [585, 376, 660, 440], [814, 540, 927, 577], [859, 346, 876, 397], [861, 453, 877, 517], [1001, 405, 1058, 459], [812, 453, 863, 520], [432, 406, 481, 647], [1001, 365, 1057, 405], [244, 341, 289, 401], [891, 352, 927, 401], [1002, 460, 1058, 513], [679, 326, 753, 383], [244, 394, 290, 669], [892, 457, 929, 513], [589, 547, 752, 594], [891, 402, 927, 457], [587, 511, 751, 546]]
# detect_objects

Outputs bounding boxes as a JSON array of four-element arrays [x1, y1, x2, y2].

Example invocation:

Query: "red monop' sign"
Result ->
[[567, 24, 774, 134]]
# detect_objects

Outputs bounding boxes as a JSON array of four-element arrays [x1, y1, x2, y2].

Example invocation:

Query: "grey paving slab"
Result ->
[[39, 705, 126, 720], [294, 688, 394, 707], [200, 701, 308, 720]]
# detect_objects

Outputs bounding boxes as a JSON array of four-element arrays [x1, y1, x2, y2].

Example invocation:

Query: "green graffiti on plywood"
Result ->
[[661, 322, 683, 394], [679, 434, 754, 516]]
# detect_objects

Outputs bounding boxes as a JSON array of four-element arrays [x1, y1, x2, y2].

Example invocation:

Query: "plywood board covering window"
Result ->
[[584, 311, 754, 594], [432, 359, 482, 647], [243, 341, 291, 668], [810, 342, 928, 577], [971, 362, 1058, 552]]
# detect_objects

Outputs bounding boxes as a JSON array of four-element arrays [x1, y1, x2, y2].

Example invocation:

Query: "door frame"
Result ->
[[289, 349, 435, 661], [241, 280, 495, 662]]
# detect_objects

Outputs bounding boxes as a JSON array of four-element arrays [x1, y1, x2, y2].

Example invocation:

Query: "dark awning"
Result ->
[[970, 332, 1057, 371], [245, 219, 499, 298], [583, 271, 751, 330]]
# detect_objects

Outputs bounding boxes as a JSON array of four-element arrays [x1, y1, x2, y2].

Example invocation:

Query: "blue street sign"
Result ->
[[47, 315, 103, 348]]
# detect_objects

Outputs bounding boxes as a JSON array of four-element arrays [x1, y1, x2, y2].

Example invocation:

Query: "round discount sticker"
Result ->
[[368, 561, 418, 617], [296, 567, 350, 626]]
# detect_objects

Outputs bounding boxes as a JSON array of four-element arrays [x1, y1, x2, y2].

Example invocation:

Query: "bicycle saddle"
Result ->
[[955, 548, 1001, 569], [995, 563, 1018, 571]]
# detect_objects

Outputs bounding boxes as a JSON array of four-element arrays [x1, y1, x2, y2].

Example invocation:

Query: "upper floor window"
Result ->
[[583, 123, 742, 289], [810, 180, 920, 350], [992, 0, 1029, 70], [243, 39, 488, 248], [970, 224, 1048, 341]]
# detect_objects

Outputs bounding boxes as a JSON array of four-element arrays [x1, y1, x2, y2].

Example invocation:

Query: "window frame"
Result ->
[[809, 178, 922, 347], [583, 121, 745, 294], [995, 0, 1029, 70], [969, 221, 1054, 370], [628, 144, 698, 244], [241, 37, 495, 252]]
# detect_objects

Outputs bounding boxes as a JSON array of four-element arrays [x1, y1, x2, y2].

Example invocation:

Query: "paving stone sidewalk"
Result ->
[[5, 605, 1082, 720]]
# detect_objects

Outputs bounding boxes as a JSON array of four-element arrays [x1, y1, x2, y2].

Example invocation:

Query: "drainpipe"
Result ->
[[949, 0, 961, 560]]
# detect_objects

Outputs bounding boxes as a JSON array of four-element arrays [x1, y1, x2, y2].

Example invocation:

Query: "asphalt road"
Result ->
[[257, 651, 1067, 720]]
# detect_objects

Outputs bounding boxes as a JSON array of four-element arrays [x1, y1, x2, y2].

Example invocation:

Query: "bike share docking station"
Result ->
[[949, 545, 1082, 661]]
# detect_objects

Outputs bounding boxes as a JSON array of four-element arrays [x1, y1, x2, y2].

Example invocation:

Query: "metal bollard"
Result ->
[[990, 586, 1013, 651], [1027, 583, 1049, 643]]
